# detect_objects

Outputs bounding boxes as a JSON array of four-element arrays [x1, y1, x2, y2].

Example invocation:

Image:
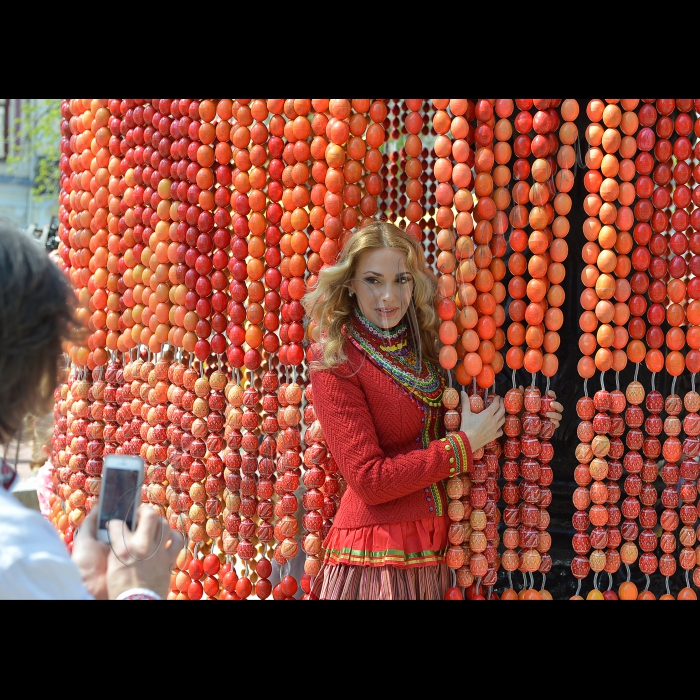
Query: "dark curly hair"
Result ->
[[0, 221, 82, 445]]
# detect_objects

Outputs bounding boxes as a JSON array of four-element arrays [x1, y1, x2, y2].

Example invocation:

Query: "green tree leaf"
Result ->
[[6, 99, 62, 204]]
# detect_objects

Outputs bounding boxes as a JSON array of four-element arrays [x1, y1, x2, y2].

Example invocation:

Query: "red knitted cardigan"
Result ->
[[310, 340, 473, 530]]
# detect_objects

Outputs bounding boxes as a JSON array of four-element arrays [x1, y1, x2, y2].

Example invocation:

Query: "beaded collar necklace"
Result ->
[[347, 306, 444, 408]]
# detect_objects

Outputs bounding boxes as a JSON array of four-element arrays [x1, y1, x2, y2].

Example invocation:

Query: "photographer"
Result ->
[[0, 220, 178, 600]]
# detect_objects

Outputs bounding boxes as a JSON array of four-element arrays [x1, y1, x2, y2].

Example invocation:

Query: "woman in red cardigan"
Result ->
[[303, 221, 561, 600]]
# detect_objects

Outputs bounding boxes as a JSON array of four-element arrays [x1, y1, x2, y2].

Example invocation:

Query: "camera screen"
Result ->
[[98, 466, 141, 533]]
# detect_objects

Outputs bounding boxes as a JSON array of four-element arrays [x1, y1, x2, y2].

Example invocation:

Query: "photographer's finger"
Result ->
[[77, 507, 99, 539], [133, 504, 163, 541], [107, 518, 131, 558], [164, 525, 184, 551]]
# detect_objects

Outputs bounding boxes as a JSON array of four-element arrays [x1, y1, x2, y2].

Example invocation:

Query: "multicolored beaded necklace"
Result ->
[[347, 306, 444, 408]]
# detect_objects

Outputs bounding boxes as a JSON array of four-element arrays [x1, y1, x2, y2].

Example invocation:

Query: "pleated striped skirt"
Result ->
[[310, 561, 451, 600]]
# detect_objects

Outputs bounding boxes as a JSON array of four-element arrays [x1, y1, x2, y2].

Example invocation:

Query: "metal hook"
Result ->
[[615, 371, 620, 392], [583, 377, 588, 398], [475, 576, 481, 597], [693, 373, 697, 394], [522, 571, 527, 590], [507, 571, 513, 590], [600, 371, 605, 392], [545, 376, 550, 396], [540, 573, 546, 592], [634, 363, 640, 383], [625, 563, 631, 582], [531, 372, 536, 389], [671, 375, 677, 396], [593, 571, 599, 591], [575, 579, 581, 597], [666, 577, 671, 597], [607, 571, 613, 591], [512, 369, 517, 389], [529, 571, 535, 589], [651, 373, 656, 392], [644, 573, 650, 591]]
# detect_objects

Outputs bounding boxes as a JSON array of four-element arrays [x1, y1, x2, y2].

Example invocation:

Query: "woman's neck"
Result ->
[[351, 306, 408, 351]]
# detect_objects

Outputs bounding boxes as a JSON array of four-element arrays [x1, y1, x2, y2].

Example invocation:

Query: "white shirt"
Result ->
[[0, 485, 92, 600]]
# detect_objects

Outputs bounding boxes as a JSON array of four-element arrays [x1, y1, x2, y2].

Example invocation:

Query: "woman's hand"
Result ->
[[518, 386, 564, 429], [459, 391, 505, 453]]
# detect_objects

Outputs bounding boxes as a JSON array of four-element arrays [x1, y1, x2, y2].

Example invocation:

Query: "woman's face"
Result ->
[[349, 247, 414, 330]]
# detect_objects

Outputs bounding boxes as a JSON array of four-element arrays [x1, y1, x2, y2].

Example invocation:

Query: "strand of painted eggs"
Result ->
[[432, 99, 474, 599], [504, 99, 573, 597], [495, 97, 527, 600], [270, 376, 302, 599], [55, 367, 88, 548], [468, 99, 507, 596], [436, 98, 499, 598], [195, 99, 235, 598], [575, 99, 631, 598], [231, 99, 269, 594], [681, 382, 700, 594], [381, 100, 404, 225], [431, 100, 464, 376], [299, 379, 326, 598], [223, 101, 261, 595], [657, 380, 684, 598], [601, 377, 625, 597], [576, 99, 633, 597], [271, 100, 307, 595], [169, 355, 206, 600], [401, 100, 426, 242], [422, 98, 439, 273], [691, 102, 700, 591], [49, 367, 70, 545]]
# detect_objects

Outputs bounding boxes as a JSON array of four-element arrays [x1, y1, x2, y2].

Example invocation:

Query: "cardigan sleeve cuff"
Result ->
[[115, 588, 162, 600], [441, 431, 473, 476]]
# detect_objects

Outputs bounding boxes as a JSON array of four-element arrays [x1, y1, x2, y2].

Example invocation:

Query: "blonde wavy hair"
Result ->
[[303, 220, 440, 370]]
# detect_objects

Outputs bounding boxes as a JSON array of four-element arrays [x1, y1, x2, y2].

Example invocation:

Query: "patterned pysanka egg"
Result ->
[[503, 387, 524, 415], [625, 380, 645, 405], [665, 393, 682, 415], [576, 396, 595, 421]]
